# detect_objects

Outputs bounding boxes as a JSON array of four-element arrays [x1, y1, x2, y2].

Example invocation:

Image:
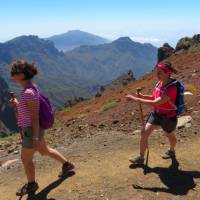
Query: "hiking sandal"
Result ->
[[162, 150, 176, 159], [16, 181, 39, 196], [129, 156, 144, 165], [58, 162, 75, 178]]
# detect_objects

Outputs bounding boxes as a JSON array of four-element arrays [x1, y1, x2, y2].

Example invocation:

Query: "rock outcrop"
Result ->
[[157, 43, 174, 63], [95, 70, 136, 97], [175, 34, 200, 52]]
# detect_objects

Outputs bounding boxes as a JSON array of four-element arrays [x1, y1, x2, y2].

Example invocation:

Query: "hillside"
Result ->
[[65, 37, 157, 82], [0, 35, 96, 107], [0, 35, 157, 108], [47, 30, 110, 52], [57, 35, 200, 133], [0, 75, 16, 134], [57, 51, 200, 136]]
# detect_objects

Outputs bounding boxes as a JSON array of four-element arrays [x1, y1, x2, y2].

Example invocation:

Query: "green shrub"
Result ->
[[101, 100, 117, 111], [0, 134, 17, 142], [63, 108, 71, 112], [53, 120, 62, 129], [190, 46, 200, 52]]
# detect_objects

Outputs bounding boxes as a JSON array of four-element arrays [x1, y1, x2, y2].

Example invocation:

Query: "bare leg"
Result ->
[[140, 123, 158, 157], [21, 148, 36, 183], [165, 132, 177, 151], [38, 139, 67, 164]]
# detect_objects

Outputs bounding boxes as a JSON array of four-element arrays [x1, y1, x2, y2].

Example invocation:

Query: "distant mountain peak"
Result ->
[[113, 37, 134, 43], [67, 30, 87, 34], [47, 30, 110, 52], [6, 35, 38, 43], [2, 35, 61, 62], [6, 35, 53, 46]]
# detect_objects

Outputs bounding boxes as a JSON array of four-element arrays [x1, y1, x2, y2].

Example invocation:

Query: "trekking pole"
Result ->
[[136, 87, 149, 167]]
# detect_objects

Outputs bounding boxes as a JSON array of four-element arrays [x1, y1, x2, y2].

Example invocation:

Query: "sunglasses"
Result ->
[[10, 68, 23, 76], [155, 69, 166, 76]]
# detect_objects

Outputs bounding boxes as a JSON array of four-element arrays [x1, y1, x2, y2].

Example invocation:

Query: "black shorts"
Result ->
[[146, 112, 177, 133]]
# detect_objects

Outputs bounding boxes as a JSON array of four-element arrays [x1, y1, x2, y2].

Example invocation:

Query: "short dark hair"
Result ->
[[10, 60, 38, 80], [161, 61, 178, 74]]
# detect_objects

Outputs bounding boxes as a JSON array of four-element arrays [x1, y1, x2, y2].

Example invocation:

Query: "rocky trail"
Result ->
[[0, 111, 200, 200]]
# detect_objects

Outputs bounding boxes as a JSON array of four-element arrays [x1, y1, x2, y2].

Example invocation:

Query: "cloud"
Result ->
[[130, 36, 163, 44]]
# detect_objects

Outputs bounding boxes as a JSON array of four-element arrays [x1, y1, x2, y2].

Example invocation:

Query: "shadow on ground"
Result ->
[[18, 171, 75, 200], [130, 157, 200, 195]]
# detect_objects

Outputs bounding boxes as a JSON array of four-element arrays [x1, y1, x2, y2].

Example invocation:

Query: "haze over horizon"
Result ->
[[0, 0, 200, 47]]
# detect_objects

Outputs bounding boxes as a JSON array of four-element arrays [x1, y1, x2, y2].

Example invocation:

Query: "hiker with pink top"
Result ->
[[10, 60, 74, 197], [126, 61, 184, 165]]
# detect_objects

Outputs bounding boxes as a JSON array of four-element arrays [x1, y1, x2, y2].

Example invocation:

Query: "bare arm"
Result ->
[[126, 94, 170, 106], [138, 95, 169, 106], [138, 93, 154, 100]]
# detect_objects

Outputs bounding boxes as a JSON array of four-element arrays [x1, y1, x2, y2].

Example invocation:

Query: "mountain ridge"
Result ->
[[47, 30, 110, 52], [0, 35, 157, 108]]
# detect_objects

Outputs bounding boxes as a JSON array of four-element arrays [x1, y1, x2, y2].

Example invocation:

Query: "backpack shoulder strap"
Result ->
[[163, 79, 178, 90], [153, 81, 161, 91], [28, 83, 39, 93]]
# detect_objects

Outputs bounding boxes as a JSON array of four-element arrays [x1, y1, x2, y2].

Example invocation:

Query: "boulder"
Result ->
[[133, 130, 141, 134], [177, 115, 192, 129], [1, 159, 19, 169]]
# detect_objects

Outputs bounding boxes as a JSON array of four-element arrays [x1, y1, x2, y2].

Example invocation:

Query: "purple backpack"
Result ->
[[30, 84, 54, 129]]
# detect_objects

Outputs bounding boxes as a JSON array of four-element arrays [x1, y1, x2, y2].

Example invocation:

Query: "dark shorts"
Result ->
[[20, 127, 45, 149], [146, 112, 177, 133]]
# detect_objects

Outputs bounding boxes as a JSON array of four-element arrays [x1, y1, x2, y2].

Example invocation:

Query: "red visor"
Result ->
[[156, 63, 173, 75]]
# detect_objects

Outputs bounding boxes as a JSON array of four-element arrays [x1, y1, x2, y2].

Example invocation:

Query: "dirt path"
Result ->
[[1, 130, 200, 200]]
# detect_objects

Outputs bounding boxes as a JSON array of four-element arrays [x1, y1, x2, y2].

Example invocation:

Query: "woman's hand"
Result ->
[[126, 95, 139, 102], [135, 92, 141, 97], [33, 139, 43, 152], [9, 97, 19, 111]]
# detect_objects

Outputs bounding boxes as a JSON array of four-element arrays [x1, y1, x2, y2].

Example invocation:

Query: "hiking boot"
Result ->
[[129, 156, 144, 165], [162, 150, 176, 159], [58, 161, 75, 178], [16, 181, 39, 196]]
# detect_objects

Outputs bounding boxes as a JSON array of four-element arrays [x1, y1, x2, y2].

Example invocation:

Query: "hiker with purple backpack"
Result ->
[[10, 60, 74, 196]]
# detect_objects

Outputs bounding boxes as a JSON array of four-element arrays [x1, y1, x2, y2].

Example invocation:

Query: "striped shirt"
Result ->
[[17, 83, 39, 128]]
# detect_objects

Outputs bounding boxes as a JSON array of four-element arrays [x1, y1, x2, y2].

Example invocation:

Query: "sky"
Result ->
[[0, 0, 200, 47]]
